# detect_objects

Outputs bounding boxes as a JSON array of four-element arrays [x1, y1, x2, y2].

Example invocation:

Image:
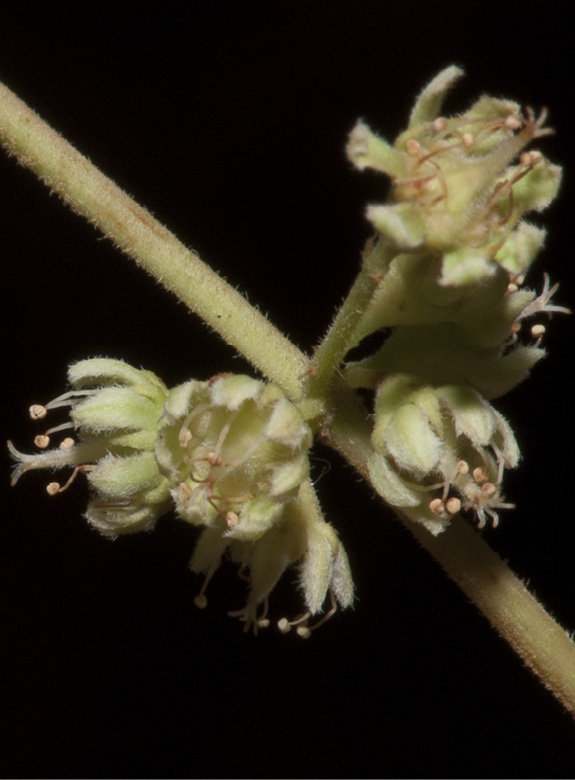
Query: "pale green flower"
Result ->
[[365, 374, 519, 534], [153, 375, 353, 634], [8, 358, 172, 537], [189, 483, 354, 636], [155, 374, 312, 540], [347, 67, 560, 267], [346, 67, 564, 351]]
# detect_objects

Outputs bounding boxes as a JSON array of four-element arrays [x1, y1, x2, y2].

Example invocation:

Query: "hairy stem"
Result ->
[[0, 81, 310, 400], [325, 379, 575, 715], [309, 238, 392, 399]]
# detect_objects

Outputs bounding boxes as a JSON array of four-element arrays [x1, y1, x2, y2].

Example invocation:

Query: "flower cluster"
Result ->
[[365, 374, 519, 534], [343, 67, 568, 532], [9, 358, 172, 536], [9, 361, 353, 635], [154, 372, 352, 633]]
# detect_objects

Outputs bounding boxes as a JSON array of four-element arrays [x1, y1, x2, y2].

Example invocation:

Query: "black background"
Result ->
[[1, 3, 575, 778]]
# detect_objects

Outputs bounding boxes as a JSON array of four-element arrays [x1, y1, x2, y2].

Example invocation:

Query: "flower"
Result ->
[[8, 358, 172, 537], [347, 67, 560, 270], [188, 481, 354, 636], [346, 67, 563, 348], [9, 364, 353, 636], [155, 373, 313, 540], [365, 374, 519, 534], [154, 375, 353, 635]]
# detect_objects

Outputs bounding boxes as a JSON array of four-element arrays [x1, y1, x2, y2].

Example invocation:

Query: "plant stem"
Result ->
[[325, 378, 575, 715], [309, 238, 392, 399], [0, 81, 310, 400], [2, 79, 575, 714]]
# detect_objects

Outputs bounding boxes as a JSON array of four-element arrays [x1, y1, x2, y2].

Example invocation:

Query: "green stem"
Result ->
[[309, 238, 392, 399], [324, 378, 575, 715], [0, 81, 310, 401]]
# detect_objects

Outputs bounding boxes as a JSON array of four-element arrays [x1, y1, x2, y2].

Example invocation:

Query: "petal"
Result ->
[[407, 65, 464, 130]]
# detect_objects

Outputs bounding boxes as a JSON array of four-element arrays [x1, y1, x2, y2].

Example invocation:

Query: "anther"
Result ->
[[507, 283, 519, 294], [520, 150, 542, 167], [34, 434, 50, 449], [432, 117, 447, 132], [406, 139, 422, 155], [482, 482, 498, 498], [29, 404, 47, 420], [429, 497, 445, 515], [504, 114, 522, 131], [531, 324, 546, 339], [445, 496, 462, 514], [226, 511, 239, 529], [278, 617, 291, 634], [46, 482, 61, 496], [296, 626, 312, 639], [194, 594, 208, 609], [473, 466, 489, 483], [457, 460, 470, 476], [461, 133, 474, 147], [59, 438, 75, 449]]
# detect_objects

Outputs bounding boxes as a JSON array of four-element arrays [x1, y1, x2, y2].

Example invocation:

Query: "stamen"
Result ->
[[38, 421, 75, 444], [41, 389, 95, 412], [194, 573, 212, 609], [429, 497, 445, 515], [531, 324, 546, 339], [212, 410, 238, 463], [45, 464, 95, 495], [279, 590, 338, 638], [518, 274, 571, 320], [178, 402, 211, 448]]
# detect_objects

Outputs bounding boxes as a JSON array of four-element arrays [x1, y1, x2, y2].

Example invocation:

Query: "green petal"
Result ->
[[367, 451, 422, 508], [406, 65, 464, 130], [346, 121, 404, 178], [366, 203, 425, 249]]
